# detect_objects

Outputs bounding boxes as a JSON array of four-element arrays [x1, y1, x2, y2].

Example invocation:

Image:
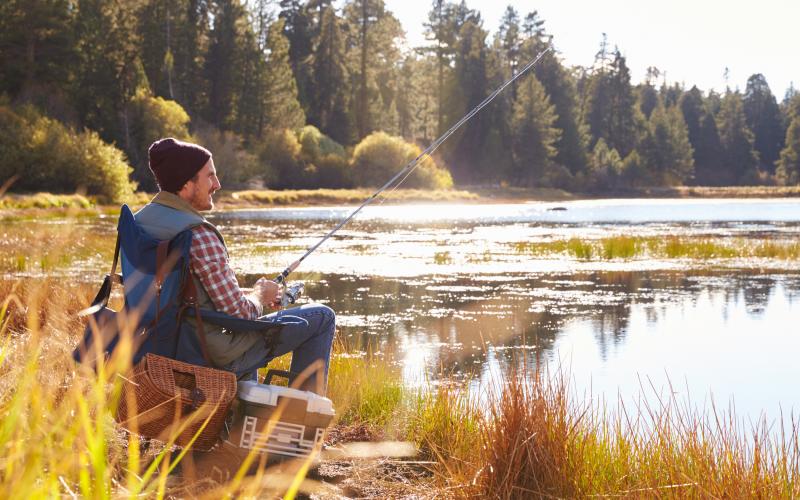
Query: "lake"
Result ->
[[6, 197, 800, 426]]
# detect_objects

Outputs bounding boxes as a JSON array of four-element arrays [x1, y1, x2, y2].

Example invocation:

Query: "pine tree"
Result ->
[[525, 14, 588, 176], [395, 56, 418, 140], [262, 18, 305, 131], [718, 90, 759, 184], [423, 0, 458, 137], [173, 0, 209, 116], [606, 50, 640, 158], [278, 0, 314, 112], [510, 71, 560, 186], [638, 105, 694, 185], [637, 68, 661, 119], [680, 86, 724, 185], [311, 6, 351, 144], [343, 0, 403, 140], [73, 0, 145, 148], [0, 0, 76, 107], [497, 6, 521, 98], [776, 94, 800, 185], [744, 73, 784, 173], [446, 15, 489, 183], [204, 0, 250, 130]]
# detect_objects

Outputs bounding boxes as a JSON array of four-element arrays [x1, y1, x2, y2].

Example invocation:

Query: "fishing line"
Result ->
[[274, 46, 553, 288]]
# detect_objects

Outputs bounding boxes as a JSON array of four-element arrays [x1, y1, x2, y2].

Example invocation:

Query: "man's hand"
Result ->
[[252, 277, 282, 309]]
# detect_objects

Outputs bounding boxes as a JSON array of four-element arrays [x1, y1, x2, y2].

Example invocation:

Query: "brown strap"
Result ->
[[181, 276, 215, 368], [110, 233, 120, 276]]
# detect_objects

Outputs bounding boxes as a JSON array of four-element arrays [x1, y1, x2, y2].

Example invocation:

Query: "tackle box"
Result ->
[[225, 373, 335, 459]]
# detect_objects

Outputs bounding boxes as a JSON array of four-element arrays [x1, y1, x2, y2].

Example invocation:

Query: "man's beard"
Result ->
[[192, 187, 214, 211]]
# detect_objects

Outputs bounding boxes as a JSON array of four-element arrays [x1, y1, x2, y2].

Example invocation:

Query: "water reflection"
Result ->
[[294, 270, 800, 421]]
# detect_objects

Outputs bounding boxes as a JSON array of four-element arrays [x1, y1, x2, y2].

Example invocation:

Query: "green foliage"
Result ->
[[744, 73, 784, 173], [262, 17, 306, 131], [681, 86, 725, 185], [350, 132, 453, 189], [587, 139, 623, 190], [310, 6, 352, 145], [128, 88, 193, 190], [343, 0, 404, 140], [192, 123, 260, 187], [0, 105, 133, 202], [257, 127, 305, 188], [777, 95, 800, 185], [618, 150, 653, 187], [297, 125, 347, 163], [510, 69, 560, 186], [638, 105, 694, 185], [585, 47, 640, 159], [718, 91, 760, 184], [0, 0, 76, 116]]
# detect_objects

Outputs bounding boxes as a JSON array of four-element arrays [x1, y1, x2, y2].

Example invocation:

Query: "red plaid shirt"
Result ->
[[190, 224, 262, 319]]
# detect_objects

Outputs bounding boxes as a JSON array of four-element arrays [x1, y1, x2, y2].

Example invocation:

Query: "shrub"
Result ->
[[192, 123, 260, 188], [128, 89, 192, 190], [297, 125, 346, 164], [351, 132, 453, 189], [0, 105, 134, 202], [315, 154, 353, 188], [256, 127, 306, 188]]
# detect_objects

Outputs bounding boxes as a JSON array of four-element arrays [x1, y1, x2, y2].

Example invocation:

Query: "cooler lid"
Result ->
[[236, 381, 335, 416]]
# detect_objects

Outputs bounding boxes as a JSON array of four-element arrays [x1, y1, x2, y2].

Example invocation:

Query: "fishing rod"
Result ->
[[275, 47, 553, 305]]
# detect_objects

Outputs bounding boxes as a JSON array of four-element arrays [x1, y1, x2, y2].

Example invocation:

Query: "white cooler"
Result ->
[[225, 376, 335, 459]]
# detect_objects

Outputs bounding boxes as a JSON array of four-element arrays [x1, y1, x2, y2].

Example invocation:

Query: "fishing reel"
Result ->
[[280, 281, 305, 308]]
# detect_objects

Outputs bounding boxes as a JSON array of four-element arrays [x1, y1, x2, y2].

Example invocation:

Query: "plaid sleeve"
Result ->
[[189, 225, 262, 319]]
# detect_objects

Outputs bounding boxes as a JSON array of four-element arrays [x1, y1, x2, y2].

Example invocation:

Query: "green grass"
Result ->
[[3, 278, 800, 497], [513, 235, 800, 261], [433, 251, 452, 265]]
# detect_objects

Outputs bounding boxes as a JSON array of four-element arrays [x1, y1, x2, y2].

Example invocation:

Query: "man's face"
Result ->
[[179, 158, 221, 211]]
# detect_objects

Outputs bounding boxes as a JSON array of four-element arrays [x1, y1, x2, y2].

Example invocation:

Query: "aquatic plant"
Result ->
[[433, 251, 452, 265], [512, 235, 800, 261]]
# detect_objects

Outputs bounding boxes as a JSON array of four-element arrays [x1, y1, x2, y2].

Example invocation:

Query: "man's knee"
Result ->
[[307, 303, 336, 328]]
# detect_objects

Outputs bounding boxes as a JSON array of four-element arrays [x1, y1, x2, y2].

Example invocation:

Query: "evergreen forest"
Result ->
[[2, 0, 800, 201]]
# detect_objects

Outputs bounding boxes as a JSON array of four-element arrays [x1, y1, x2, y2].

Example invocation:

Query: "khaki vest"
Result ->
[[134, 192, 262, 366]]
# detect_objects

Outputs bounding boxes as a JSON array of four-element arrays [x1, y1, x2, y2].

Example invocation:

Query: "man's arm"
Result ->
[[190, 225, 277, 318]]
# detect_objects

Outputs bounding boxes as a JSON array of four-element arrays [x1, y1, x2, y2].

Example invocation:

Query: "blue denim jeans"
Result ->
[[222, 303, 336, 394]]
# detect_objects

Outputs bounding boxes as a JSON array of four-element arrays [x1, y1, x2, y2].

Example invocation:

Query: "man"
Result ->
[[134, 137, 335, 394]]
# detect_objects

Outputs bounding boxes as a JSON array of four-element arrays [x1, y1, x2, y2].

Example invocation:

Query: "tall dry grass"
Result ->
[[411, 363, 800, 498], [0, 277, 415, 498]]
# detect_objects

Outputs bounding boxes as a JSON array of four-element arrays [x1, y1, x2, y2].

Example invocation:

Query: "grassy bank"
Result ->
[[3, 277, 800, 497], [513, 235, 800, 261], [2, 185, 800, 217]]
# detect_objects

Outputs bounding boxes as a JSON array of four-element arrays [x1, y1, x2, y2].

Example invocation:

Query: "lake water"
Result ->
[[8, 198, 800, 425], [217, 198, 800, 425]]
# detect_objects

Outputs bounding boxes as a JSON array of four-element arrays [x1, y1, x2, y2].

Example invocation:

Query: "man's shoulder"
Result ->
[[190, 223, 228, 254]]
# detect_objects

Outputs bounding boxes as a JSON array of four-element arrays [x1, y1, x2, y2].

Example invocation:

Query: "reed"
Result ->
[[407, 383, 483, 491], [462, 365, 800, 498], [513, 235, 800, 261], [4, 277, 800, 497]]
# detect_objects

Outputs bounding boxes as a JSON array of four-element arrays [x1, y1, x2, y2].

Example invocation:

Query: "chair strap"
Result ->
[[181, 274, 215, 368]]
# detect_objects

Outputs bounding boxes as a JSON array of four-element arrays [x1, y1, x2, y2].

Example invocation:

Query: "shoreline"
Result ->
[[1, 186, 800, 219]]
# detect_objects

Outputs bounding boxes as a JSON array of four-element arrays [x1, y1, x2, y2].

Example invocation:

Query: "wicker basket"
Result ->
[[116, 353, 237, 451]]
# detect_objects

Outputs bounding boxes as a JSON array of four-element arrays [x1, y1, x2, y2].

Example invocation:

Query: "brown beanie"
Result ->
[[148, 138, 212, 192]]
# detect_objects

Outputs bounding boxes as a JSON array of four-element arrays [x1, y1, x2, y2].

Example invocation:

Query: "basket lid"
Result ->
[[236, 381, 335, 416]]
